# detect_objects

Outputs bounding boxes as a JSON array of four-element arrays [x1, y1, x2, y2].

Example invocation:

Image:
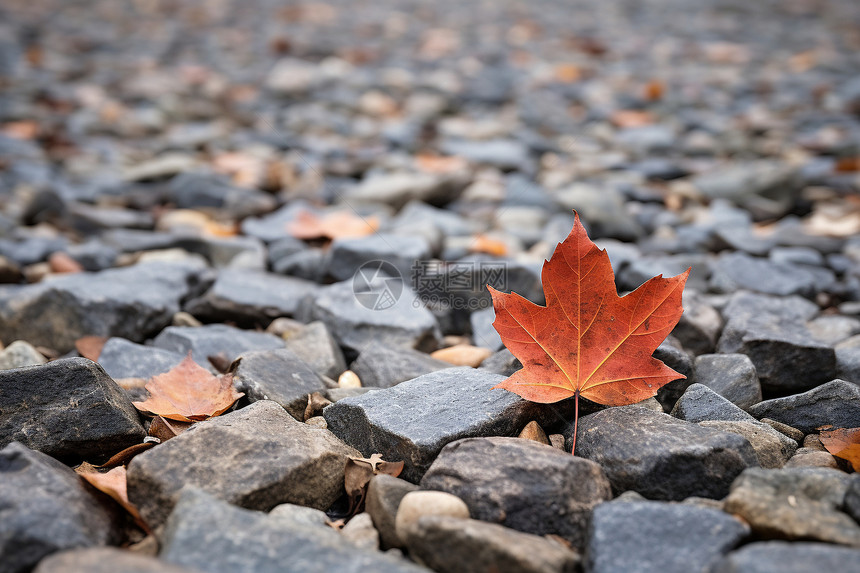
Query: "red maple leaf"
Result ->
[[489, 212, 689, 453]]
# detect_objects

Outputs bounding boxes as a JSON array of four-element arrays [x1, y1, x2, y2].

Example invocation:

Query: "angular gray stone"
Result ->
[[724, 468, 860, 547], [97, 337, 185, 380], [0, 443, 120, 573], [0, 339, 46, 369], [345, 172, 462, 210], [268, 503, 330, 527], [407, 516, 580, 573], [230, 348, 328, 420], [33, 547, 194, 573], [127, 400, 359, 527], [152, 324, 284, 369], [283, 321, 347, 379], [845, 476, 860, 524], [653, 337, 694, 411], [366, 474, 420, 549], [671, 384, 758, 423], [159, 488, 426, 573], [166, 171, 275, 217], [0, 261, 205, 352], [747, 379, 860, 434], [478, 348, 521, 376], [328, 234, 431, 282], [672, 290, 723, 355], [693, 354, 762, 410], [421, 437, 612, 549], [349, 342, 451, 388], [324, 368, 571, 482], [184, 270, 317, 325], [806, 315, 860, 346], [835, 335, 860, 383], [0, 358, 146, 461], [699, 421, 797, 469], [586, 501, 749, 573], [308, 279, 442, 353], [710, 252, 834, 298], [711, 541, 860, 573], [570, 406, 758, 500], [469, 306, 504, 351]]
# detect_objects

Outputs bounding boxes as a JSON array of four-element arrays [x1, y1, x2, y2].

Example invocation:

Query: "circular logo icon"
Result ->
[[352, 260, 404, 311]]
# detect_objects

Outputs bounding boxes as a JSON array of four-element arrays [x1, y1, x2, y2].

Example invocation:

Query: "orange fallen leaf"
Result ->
[[819, 427, 860, 471], [835, 157, 860, 173], [75, 335, 108, 362], [644, 80, 665, 101], [1, 121, 39, 140], [132, 353, 243, 422], [554, 63, 582, 83], [490, 211, 689, 454], [287, 210, 380, 241], [470, 234, 508, 256], [77, 466, 149, 532], [48, 252, 84, 274], [611, 110, 655, 128], [148, 415, 191, 442]]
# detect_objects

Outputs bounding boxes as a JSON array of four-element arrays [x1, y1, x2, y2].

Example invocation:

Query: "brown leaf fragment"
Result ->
[[287, 210, 379, 241], [132, 353, 243, 422], [518, 420, 550, 445], [75, 335, 108, 362], [148, 415, 191, 442], [96, 442, 155, 468], [77, 466, 150, 533], [304, 392, 332, 421], [344, 454, 405, 515], [208, 352, 232, 373], [819, 427, 860, 471]]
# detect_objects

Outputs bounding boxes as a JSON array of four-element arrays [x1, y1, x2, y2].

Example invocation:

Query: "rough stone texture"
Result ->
[[184, 269, 316, 325], [152, 324, 284, 368], [231, 348, 329, 420], [97, 337, 185, 380], [571, 406, 758, 500], [710, 541, 860, 573], [672, 290, 723, 355], [0, 442, 120, 573], [784, 448, 840, 469], [366, 474, 420, 549], [671, 383, 758, 423], [835, 335, 860, 383], [710, 251, 832, 298], [34, 547, 195, 573], [0, 340, 46, 369], [723, 468, 860, 547], [323, 368, 571, 481], [283, 321, 347, 379], [0, 261, 205, 352], [349, 342, 451, 388], [268, 503, 330, 527], [747, 379, 860, 434], [479, 348, 522, 376], [407, 516, 580, 573], [127, 400, 359, 527], [340, 512, 379, 550], [328, 233, 431, 281], [699, 421, 797, 469], [653, 338, 694, 411], [845, 477, 860, 524], [159, 488, 427, 573], [421, 437, 612, 549], [693, 354, 762, 410], [586, 501, 749, 573], [760, 418, 804, 443], [395, 491, 470, 540], [307, 279, 442, 353], [0, 358, 146, 462]]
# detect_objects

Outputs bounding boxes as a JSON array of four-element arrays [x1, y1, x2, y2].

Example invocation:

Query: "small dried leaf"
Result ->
[[610, 110, 654, 128], [819, 427, 860, 471], [344, 454, 405, 515], [304, 392, 332, 421], [148, 415, 190, 442], [96, 442, 155, 468], [288, 210, 379, 241], [77, 466, 149, 533], [75, 335, 108, 362], [470, 234, 508, 256], [431, 344, 493, 367]]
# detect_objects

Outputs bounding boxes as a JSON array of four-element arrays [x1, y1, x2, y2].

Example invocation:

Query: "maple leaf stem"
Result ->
[[571, 389, 579, 456]]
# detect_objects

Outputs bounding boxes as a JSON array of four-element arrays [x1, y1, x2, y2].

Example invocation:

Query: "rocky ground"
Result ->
[[2, 0, 860, 571]]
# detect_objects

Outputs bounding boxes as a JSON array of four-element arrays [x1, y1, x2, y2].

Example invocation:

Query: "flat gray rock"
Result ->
[[0, 443, 120, 573], [421, 437, 611, 549], [328, 233, 431, 282], [152, 324, 284, 369], [0, 261, 205, 352], [693, 354, 761, 410], [747, 379, 860, 434], [323, 367, 569, 481], [0, 340, 46, 370], [698, 421, 797, 469], [711, 541, 860, 573], [159, 488, 427, 573], [570, 406, 758, 500], [586, 501, 749, 573], [0, 358, 146, 462], [283, 321, 347, 379], [127, 400, 359, 527], [366, 474, 419, 549], [672, 290, 723, 355], [710, 251, 833, 298], [724, 468, 860, 547], [349, 341, 451, 388], [671, 383, 758, 423], [97, 337, 185, 380]]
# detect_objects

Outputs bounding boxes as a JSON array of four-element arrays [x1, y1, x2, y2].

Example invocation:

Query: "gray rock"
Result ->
[[0, 339, 46, 369], [698, 421, 797, 469], [806, 315, 860, 346], [671, 383, 758, 423], [845, 477, 860, 524], [159, 488, 426, 573], [586, 501, 748, 573], [340, 512, 379, 550], [555, 183, 643, 241], [231, 348, 328, 420], [266, 57, 323, 95], [421, 437, 611, 549], [283, 321, 347, 379], [760, 418, 804, 443], [240, 201, 316, 244], [127, 400, 359, 527], [328, 234, 431, 282], [439, 138, 530, 171], [0, 358, 146, 462], [268, 503, 330, 528], [345, 172, 463, 209], [166, 171, 275, 217], [673, 291, 723, 355], [747, 379, 860, 434], [478, 348, 522, 376], [653, 338, 694, 411], [723, 468, 860, 546], [367, 474, 420, 549], [784, 448, 840, 469], [469, 306, 504, 351], [33, 547, 194, 573], [691, 162, 800, 219], [0, 443, 120, 573], [349, 342, 451, 388], [184, 270, 317, 325], [710, 541, 860, 573], [97, 337, 185, 381], [693, 354, 762, 410], [174, 235, 268, 270], [324, 368, 570, 482], [570, 406, 758, 500], [407, 516, 579, 573], [710, 252, 834, 298], [152, 324, 284, 369], [307, 279, 441, 353], [836, 335, 860, 382], [0, 262, 205, 352]]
